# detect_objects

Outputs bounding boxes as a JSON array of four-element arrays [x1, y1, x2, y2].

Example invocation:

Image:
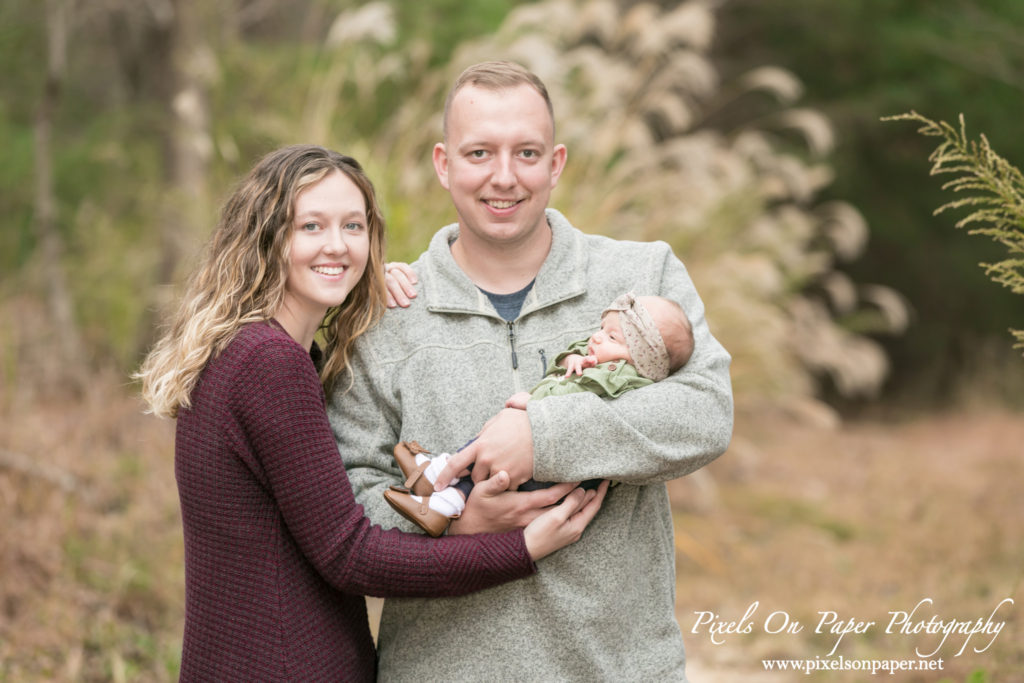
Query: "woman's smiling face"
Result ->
[[277, 170, 370, 337]]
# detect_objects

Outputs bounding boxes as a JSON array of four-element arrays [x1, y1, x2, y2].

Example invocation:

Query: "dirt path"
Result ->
[[2, 395, 1021, 680], [671, 409, 1024, 681]]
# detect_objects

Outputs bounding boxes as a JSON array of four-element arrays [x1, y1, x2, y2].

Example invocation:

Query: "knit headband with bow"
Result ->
[[601, 292, 669, 381]]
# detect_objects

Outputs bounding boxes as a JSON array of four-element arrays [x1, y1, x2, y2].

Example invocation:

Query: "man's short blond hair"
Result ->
[[442, 61, 555, 140]]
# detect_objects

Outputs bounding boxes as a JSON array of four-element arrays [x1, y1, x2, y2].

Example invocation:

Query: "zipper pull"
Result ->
[[507, 321, 518, 369]]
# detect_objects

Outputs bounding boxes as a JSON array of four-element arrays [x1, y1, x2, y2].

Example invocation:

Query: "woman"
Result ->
[[136, 145, 605, 681]]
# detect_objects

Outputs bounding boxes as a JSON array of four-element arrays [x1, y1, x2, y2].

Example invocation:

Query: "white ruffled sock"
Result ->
[[415, 452, 457, 486], [409, 488, 465, 517], [428, 486, 466, 517]]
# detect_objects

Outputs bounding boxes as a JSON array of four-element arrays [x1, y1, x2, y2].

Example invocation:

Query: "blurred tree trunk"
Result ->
[[134, 0, 214, 356], [34, 0, 87, 386]]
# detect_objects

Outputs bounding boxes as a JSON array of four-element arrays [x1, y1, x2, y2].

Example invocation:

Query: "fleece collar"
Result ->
[[421, 208, 588, 318]]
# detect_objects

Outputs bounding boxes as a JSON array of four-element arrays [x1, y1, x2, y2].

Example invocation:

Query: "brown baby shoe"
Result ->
[[383, 486, 453, 538], [392, 441, 435, 497]]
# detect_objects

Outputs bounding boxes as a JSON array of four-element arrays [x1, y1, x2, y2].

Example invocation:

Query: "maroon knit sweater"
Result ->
[[174, 321, 536, 681]]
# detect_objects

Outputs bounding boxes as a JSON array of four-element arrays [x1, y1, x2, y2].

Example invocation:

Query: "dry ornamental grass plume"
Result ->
[[886, 111, 1024, 353], [310, 0, 907, 412]]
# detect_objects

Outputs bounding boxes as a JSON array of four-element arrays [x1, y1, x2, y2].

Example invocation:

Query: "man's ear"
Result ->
[[432, 142, 450, 190], [549, 143, 568, 188]]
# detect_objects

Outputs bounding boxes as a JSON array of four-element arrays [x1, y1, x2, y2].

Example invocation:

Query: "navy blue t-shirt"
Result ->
[[480, 280, 535, 321]]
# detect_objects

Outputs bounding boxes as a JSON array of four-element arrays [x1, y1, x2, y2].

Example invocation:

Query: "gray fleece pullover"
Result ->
[[329, 209, 733, 682]]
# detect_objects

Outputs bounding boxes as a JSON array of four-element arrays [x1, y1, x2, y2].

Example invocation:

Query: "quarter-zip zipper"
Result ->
[[507, 321, 519, 369]]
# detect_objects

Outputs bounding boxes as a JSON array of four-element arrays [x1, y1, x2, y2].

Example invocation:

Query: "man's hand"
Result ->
[[561, 353, 598, 378], [448, 475, 579, 535], [434, 408, 534, 489]]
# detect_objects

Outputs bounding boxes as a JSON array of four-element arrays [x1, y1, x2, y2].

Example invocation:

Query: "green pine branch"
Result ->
[[884, 111, 1024, 353]]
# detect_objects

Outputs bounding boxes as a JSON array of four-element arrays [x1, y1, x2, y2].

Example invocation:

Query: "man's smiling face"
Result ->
[[433, 83, 567, 251]]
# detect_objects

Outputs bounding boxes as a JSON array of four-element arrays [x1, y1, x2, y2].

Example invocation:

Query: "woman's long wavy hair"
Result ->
[[137, 145, 388, 418]]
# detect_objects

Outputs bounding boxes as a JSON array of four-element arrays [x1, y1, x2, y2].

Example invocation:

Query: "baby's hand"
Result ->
[[505, 392, 531, 410], [562, 353, 598, 378]]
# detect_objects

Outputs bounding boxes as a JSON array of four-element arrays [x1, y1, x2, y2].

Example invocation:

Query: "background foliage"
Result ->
[[1, 0, 923, 410], [2, 0, 1022, 679], [885, 110, 1024, 351], [714, 0, 1024, 406]]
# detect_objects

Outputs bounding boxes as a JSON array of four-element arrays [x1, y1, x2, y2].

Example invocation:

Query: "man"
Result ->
[[329, 61, 732, 681]]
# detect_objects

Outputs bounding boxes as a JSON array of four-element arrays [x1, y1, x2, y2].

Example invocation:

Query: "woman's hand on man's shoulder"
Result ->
[[384, 262, 418, 308]]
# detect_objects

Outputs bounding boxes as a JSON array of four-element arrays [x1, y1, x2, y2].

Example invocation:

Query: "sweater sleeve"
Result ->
[[529, 243, 734, 485], [231, 336, 536, 597]]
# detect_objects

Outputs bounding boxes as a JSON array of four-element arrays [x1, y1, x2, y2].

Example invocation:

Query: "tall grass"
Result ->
[[313, 0, 906, 411], [886, 111, 1024, 353], [3, 0, 906, 408], [0, 1, 911, 678]]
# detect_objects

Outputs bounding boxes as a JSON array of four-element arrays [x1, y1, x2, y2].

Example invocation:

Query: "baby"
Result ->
[[384, 293, 694, 536]]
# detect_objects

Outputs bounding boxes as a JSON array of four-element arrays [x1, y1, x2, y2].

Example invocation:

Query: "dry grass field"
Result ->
[[0, 376, 182, 681], [1, 377, 1021, 681], [674, 408, 1024, 682]]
